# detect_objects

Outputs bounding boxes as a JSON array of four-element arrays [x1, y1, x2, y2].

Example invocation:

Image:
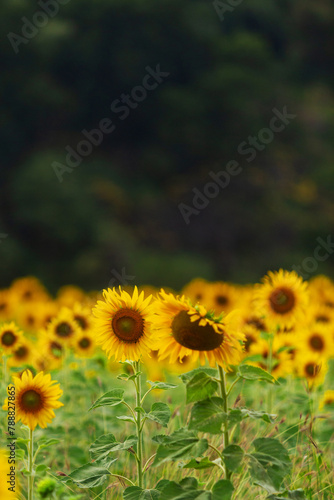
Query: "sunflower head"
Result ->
[[153, 290, 245, 368], [92, 286, 156, 362], [0, 322, 23, 355], [3, 370, 63, 430], [254, 269, 309, 330], [46, 308, 81, 347]]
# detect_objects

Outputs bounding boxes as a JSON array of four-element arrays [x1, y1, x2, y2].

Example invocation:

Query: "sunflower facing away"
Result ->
[[153, 290, 245, 368], [3, 370, 63, 430], [254, 269, 309, 329], [92, 286, 156, 362]]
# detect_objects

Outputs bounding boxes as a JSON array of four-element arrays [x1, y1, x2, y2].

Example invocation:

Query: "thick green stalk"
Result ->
[[135, 361, 143, 488], [28, 429, 34, 500], [218, 364, 231, 480]]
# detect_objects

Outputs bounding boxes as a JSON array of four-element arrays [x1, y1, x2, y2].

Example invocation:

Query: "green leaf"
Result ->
[[212, 480, 234, 500], [35, 464, 49, 473], [227, 408, 276, 426], [68, 463, 111, 488], [183, 457, 217, 470], [186, 372, 219, 404], [117, 415, 136, 424], [267, 489, 306, 499], [238, 365, 279, 385], [222, 445, 244, 472], [147, 381, 178, 390], [38, 438, 61, 450], [117, 372, 142, 382], [189, 397, 227, 434], [153, 429, 208, 466], [159, 477, 211, 500], [180, 367, 217, 383], [123, 486, 161, 499], [89, 389, 124, 410], [146, 402, 171, 428], [89, 434, 137, 462], [248, 438, 291, 494]]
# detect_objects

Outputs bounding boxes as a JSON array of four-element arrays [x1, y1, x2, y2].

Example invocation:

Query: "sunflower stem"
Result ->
[[135, 360, 144, 488], [267, 334, 274, 413], [218, 364, 231, 480], [28, 428, 34, 500]]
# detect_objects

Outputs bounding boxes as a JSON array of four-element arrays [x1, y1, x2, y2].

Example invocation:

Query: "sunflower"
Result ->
[[92, 286, 156, 362], [10, 276, 49, 304], [3, 370, 63, 430], [297, 324, 334, 360], [74, 331, 96, 358], [0, 322, 23, 354], [294, 350, 327, 387], [37, 335, 64, 370], [57, 285, 86, 307], [71, 302, 93, 332], [181, 278, 211, 307], [248, 336, 293, 378], [7, 338, 36, 368], [319, 390, 334, 410], [46, 308, 81, 347], [153, 290, 245, 368], [0, 449, 18, 499], [254, 269, 309, 330], [206, 281, 238, 314]]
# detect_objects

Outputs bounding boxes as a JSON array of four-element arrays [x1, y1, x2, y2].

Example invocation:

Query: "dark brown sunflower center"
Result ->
[[79, 337, 91, 349], [0, 302, 7, 311], [325, 398, 334, 405], [246, 317, 266, 331], [316, 315, 329, 323], [245, 334, 256, 352], [309, 334, 324, 351], [171, 310, 223, 351], [15, 346, 28, 358], [23, 290, 32, 300], [305, 362, 319, 378], [112, 309, 144, 343], [269, 287, 295, 314], [216, 295, 228, 306], [75, 315, 88, 330], [21, 389, 43, 412], [2, 331, 16, 346], [56, 322, 73, 338], [27, 315, 35, 326], [195, 294, 202, 301]]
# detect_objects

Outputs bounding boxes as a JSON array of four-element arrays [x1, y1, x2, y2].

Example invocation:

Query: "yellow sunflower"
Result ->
[[92, 286, 156, 362], [0, 449, 18, 499], [319, 390, 334, 410], [248, 336, 293, 378], [153, 290, 245, 368], [254, 269, 309, 330], [10, 276, 49, 304], [57, 285, 86, 307], [46, 308, 81, 347], [206, 281, 238, 314], [3, 370, 63, 430], [309, 275, 334, 308], [297, 324, 334, 361], [0, 289, 14, 322], [294, 350, 327, 387], [0, 322, 23, 355], [73, 331, 96, 358], [71, 302, 93, 332], [37, 335, 64, 370], [181, 278, 211, 307], [7, 338, 36, 368]]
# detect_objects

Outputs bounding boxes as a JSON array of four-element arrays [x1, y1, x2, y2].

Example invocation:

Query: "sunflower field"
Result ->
[[0, 272, 334, 500]]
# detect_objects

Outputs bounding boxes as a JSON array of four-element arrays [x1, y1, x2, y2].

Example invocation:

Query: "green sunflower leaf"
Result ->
[[67, 463, 111, 488], [88, 389, 124, 410], [183, 457, 217, 470], [189, 397, 227, 434], [152, 428, 208, 466], [147, 381, 178, 390], [248, 438, 292, 494], [89, 434, 137, 462], [179, 367, 218, 384], [185, 372, 219, 404], [222, 445, 244, 472], [123, 486, 161, 499], [145, 402, 171, 427], [212, 479, 234, 500], [238, 365, 280, 385]]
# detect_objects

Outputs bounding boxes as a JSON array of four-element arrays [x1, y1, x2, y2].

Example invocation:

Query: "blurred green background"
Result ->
[[1, 0, 334, 292]]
